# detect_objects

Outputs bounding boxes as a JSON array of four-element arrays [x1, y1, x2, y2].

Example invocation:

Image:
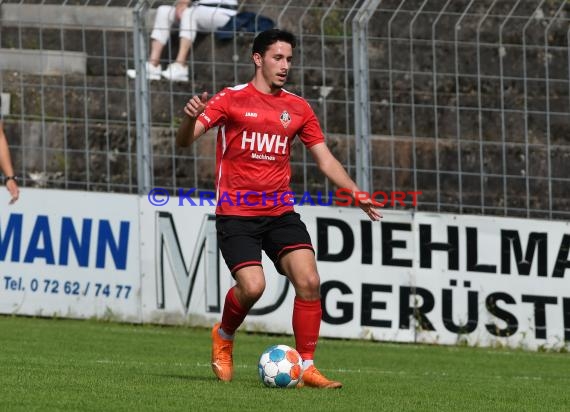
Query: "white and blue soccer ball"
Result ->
[[258, 344, 303, 388]]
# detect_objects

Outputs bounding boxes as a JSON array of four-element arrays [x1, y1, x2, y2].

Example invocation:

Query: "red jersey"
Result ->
[[197, 82, 325, 216]]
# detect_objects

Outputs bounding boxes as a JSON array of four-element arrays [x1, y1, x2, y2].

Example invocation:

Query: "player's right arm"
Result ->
[[176, 92, 208, 147]]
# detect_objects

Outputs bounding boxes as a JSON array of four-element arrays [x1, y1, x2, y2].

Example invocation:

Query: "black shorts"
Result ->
[[216, 212, 314, 275]]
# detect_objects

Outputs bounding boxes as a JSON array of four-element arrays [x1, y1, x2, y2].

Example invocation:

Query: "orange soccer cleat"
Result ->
[[297, 365, 342, 389], [211, 323, 234, 381]]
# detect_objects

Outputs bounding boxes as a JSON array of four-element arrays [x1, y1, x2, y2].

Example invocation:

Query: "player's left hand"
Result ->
[[6, 179, 19, 204], [358, 198, 382, 221]]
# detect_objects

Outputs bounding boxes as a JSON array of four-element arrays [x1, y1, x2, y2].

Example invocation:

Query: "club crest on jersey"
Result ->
[[280, 110, 291, 129]]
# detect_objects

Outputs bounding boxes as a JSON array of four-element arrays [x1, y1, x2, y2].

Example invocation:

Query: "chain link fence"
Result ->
[[1, 0, 568, 219]]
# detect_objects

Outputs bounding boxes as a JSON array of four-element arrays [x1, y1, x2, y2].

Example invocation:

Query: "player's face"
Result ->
[[258, 41, 293, 91]]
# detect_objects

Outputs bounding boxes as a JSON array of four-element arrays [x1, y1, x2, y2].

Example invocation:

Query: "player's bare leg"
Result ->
[[280, 249, 342, 388]]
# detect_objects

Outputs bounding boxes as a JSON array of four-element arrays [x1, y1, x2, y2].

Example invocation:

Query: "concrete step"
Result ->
[[3, 118, 567, 216], [0, 48, 87, 75], [0, 72, 239, 123], [3, 68, 566, 147], [1, 4, 155, 30], [0, 24, 255, 77]]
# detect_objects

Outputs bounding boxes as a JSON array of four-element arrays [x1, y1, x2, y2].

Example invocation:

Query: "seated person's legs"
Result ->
[[128, 2, 237, 82], [162, 5, 236, 82], [126, 5, 176, 80]]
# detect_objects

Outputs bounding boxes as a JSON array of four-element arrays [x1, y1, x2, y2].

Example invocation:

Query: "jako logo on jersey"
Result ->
[[199, 113, 211, 124], [280, 111, 291, 128], [245, 112, 258, 118], [241, 131, 288, 155]]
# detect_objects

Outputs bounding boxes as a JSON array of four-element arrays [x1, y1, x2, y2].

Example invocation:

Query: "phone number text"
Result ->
[[3, 276, 132, 299]]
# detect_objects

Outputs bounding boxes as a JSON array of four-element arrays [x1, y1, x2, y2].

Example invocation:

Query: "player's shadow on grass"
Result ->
[[156, 373, 213, 382], [156, 373, 264, 388]]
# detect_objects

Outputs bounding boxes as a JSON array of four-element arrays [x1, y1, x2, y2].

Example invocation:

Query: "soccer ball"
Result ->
[[258, 344, 303, 388]]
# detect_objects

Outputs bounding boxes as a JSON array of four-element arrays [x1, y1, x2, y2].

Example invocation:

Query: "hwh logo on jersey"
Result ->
[[241, 131, 288, 155]]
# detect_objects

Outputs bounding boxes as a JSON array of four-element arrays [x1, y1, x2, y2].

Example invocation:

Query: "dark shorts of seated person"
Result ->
[[216, 212, 314, 276]]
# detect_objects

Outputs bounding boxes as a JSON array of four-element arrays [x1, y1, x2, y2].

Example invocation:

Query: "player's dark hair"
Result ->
[[252, 29, 296, 56]]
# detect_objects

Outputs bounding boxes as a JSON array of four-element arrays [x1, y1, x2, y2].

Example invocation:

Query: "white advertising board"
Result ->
[[0, 188, 141, 321], [2, 188, 568, 350], [139, 197, 570, 351], [408, 212, 570, 349]]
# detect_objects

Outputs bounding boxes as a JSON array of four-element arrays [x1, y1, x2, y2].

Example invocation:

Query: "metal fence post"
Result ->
[[134, 0, 153, 195], [352, 0, 381, 193], [543, 1, 567, 220]]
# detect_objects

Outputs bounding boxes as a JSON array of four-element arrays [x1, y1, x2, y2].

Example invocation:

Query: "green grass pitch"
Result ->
[[1, 316, 569, 411]]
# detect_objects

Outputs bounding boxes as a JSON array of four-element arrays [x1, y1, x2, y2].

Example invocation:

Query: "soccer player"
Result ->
[[176, 28, 381, 388]]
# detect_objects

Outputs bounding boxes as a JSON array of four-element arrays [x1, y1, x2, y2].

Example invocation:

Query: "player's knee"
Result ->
[[241, 278, 266, 302], [293, 272, 320, 295], [307, 273, 321, 292]]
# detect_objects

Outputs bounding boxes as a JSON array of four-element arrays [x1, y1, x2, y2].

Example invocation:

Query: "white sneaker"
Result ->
[[161, 62, 189, 82], [126, 62, 162, 80]]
